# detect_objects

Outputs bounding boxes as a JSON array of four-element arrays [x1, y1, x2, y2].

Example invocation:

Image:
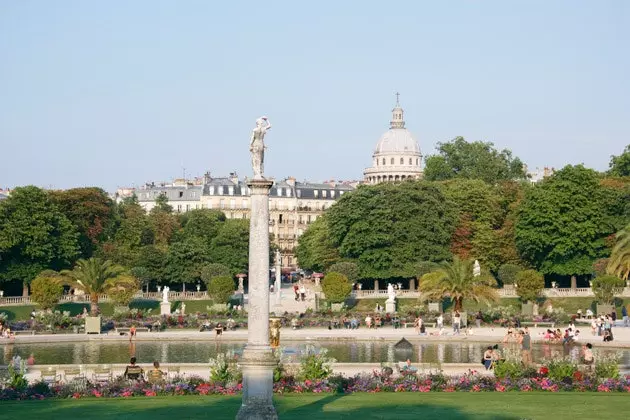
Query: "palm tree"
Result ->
[[61, 257, 137, 315], [419, 257, 499, 311], [608, 224, 630, 281]]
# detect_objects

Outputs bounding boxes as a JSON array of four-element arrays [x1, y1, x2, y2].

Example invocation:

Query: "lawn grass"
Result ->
[[1, 393, 629, 420]]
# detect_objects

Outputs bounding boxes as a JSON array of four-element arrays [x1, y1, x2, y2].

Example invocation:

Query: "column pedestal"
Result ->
[[237, 179, 277, 420], [160, 302, 171, 316]]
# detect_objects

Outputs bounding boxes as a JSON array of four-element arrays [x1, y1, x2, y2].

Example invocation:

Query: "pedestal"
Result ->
[[84, 316, 101, 334], [160, 302, 171, 316], [385, 300, 396, 313], [237, 179, 277, 420]]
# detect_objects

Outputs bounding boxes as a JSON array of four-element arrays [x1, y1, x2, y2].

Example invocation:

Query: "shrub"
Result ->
[[515, 269, 544, 303], [497, 264, 522, 286], [208, 353, 240, 384], [30, 271, 63, 310], [591, 275, 625, 304], [200, 263, 232, 286], [594, 350, 621, 379], [326, 262, 359, 284], [543, 357, 578, 382], [298, 346, 335, 381], [321, 272, 352, 304], [208, 276, 236, 304]]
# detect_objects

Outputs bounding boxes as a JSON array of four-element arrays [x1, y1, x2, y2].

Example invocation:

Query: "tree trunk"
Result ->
[[90, 293, 99, 316], [22, 283, 29, 297], [182, 282, 186, 293], [454, 297, 463, 311], [571, 275, 577, 290]]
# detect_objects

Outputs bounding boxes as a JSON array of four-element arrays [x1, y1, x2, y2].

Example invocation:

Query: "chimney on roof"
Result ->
[[229, 172, 239, 185], [286, 177, 296, 187]]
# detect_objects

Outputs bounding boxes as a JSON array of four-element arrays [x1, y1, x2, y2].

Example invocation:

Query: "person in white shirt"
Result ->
[[437, 314, 444, 329]]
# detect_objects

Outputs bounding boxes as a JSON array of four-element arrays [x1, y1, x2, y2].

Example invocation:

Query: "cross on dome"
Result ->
[[390, 92, 405, 129]]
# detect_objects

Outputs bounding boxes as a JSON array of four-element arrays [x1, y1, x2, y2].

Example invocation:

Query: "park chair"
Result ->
[[125, 366, 144, 381], [147, 369, 166, 385], [93, 367, 112, 384], [41, 367, 60, 385], [63, 368, 85, 383], [168, 366, 181, 379]]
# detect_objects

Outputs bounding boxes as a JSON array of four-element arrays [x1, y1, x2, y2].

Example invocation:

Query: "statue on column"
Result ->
[[250, 116, 272, 179], [386, 283, 396, 303], [162, 286, 170, 303]]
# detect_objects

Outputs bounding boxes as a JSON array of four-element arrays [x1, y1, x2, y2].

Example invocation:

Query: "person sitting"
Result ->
[[291, 318, 301, 330], [215, 323, 224, 337], [350, 317, 359, 330], [402, 359, 417, 374], [342, 317, 350, 329], [365, 315, 373, 329], [374, 315, 382, 328], [483, 346, 494, 370], [226, 318, 236, 330], [585, 308, 594, 319], [603, 329, 613, 342], [147, 361, 165, 384], [543, 329, 554, 341], [124, 357, 144, 381], [582, 343, 594, 365]]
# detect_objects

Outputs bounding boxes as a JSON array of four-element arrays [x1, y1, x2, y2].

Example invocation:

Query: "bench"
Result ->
[[403, 322, 437, 329], [14, 330, 36, 336], [115, 327, 151, 335]]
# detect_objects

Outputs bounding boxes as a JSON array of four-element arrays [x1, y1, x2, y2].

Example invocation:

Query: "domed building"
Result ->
[[363, 95, 423, 183]]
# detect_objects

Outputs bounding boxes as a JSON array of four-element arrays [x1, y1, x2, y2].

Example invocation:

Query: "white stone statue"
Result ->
[[162, 286, 170, 303], [386, 283, 396, 303], [473, 260, 481, 277], [249, 116, 272, 179]]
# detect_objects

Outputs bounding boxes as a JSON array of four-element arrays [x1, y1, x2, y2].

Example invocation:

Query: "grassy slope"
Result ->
[[0, 393, 629, 420]]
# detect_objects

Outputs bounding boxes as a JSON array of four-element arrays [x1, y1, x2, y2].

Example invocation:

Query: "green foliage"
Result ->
[[415, 261, 440, 277], [608, 144, 630, 177], [147, 209, 179, 246], [607, 223, 630, 281], [326, 262, 359, 283], [493, 360, 526, 380], [49, 188, 115, 258], [594, 351, 621, 379], [153, 194, 173, 213], [591, 275, 625, 304], [177, 209, 226, 243], [298, 346, 335, 381], [544, 357, 578, 382], [294, 217, 340, 272], [497, 264, 522, 285], [200, 263, 232, 286], [419, 257, 499, 311], [7, 361, 28, 391], [108, 276, 140, 307], [208, 219, 249, 275], [0, 186, 79, 289], [60, 258, 137, 315], [515, 165, 615, 276], [515, 269, 544, 302], [208, 353, 240, 384], [325, 181, 456, 279], [424, 136, 527, 183], [163, 237, 210, 285], [30, 271, 63, 310], [321, 272, 352, 304], [132, 245, 168, 287], [207, 276, 235, 304]]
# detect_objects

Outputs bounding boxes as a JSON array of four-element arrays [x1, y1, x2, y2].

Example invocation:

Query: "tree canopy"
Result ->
[[0, 186, 79, 294], [608, 144, 630, 177], [424, 137, 527, 183]]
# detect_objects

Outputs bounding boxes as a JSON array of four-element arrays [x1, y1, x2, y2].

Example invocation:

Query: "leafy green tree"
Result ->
[[608, 144, 630, 177], [108, 276, 140, 308], [154, 193, 173, 213], [30, 271, 63, 310], [607, 224, 630, 281], [60, 258, 137, 315], [325, 182, 456, 279], [514, 269, 544, 303], [131, 245, 167, 290], [497, 264, 523, 286], [326, 262, 359, 284], [164, 237, 210, 287], [209, 219, 249, 275], [0, 186, 79, 295], [321, 272, 352, 304], [147, 208, 180, 246], [49, 188, 115, 258], [424, 137, 527, 183], [591, 275, 625, 304], [177, 209, 226, 243], [200, 263, 232, 287], [516, 165, 615, 277], [294, 217, 340, 272], [419, 257, 499, 311], [208, 275, 236, 304]]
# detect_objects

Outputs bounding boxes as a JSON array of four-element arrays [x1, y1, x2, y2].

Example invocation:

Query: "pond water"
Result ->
[[2, 341, 629, 366]]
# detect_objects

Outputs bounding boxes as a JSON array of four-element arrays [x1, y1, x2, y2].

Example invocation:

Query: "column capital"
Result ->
[[247, 179, 274, 192]]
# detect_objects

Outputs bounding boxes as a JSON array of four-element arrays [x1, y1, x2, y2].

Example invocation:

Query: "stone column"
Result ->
[[237, 179, 278, 420], [275, 253, 281, 305], [409, 279, 415, 291], [374, 279, 379, 292]]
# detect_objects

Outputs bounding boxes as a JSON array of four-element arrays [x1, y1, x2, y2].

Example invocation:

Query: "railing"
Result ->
[[0, 291, 213, 307]]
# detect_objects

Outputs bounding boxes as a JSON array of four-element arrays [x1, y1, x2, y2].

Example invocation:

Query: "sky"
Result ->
[[1, 0, 629, 192]]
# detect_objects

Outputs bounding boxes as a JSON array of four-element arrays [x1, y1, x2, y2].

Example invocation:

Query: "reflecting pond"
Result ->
[[3, 341, 629, 365]]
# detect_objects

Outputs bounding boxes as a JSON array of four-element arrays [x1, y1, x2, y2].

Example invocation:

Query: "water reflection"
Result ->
[[2, 341, 628, 365]]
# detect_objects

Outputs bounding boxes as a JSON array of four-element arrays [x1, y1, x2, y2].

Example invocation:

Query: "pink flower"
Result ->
[[471, 385, 481, 392], [495, 385, 506, 392], [597, 385, 611, 393], [72, 393, 81, 399]]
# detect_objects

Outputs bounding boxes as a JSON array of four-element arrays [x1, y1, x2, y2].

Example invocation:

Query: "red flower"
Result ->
[[573, 371, 583, 381], [539, 367, 549, 376]]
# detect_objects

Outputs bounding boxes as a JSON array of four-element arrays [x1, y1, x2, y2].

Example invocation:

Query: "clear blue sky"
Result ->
[[1, 0, 628, 191]]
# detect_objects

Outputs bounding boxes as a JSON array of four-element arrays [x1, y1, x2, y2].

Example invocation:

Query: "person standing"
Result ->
[[437, 314, 444, 330], [453, 311, 461, 335], [519, 330, 532, 365], [622, 305, 629, 327], [293, 283, 299, 301], [299, 284, 306, 302]]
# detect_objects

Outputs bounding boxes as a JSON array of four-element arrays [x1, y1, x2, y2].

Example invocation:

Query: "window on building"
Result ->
[[207, 201, 212, 209], [297, 189, 302, 198], [382, 158, 386, 165], [322, 190, 327, 198], [416, 158, 419, 165], [279, 214, 283, 224], [230, 199, 235, 209], [228, 186, 234, 195], [230, 212, 234, 218], [340, 191, 344, 195], [179, 191, 184, 198], [390, 158, 394, 164], [177, 204, 182, 212], [330, 190, 335, 198], [314, 190, 319, 198], [288, 256, 292, 266], [400, 158, 404, 164], [195, 204, 199, 209], [299, 215, 303, 224], [186, 204, 190, 211], [242, 199, 248, 209], [242, 213, 247, 219], [286, 188, 291, 197], [218, 187, 223, 195], [277, 188, 282, 196], [209, 186, 215, 195], [220, 199, 225, 209], [307, 215, 312, 223], [409, 158, 412, 165]]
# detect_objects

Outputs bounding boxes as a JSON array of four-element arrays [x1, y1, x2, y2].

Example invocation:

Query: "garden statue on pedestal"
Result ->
[[160, 286, 171, 316], [249, 116, 272, 180], [385, 283, 397, 313]]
